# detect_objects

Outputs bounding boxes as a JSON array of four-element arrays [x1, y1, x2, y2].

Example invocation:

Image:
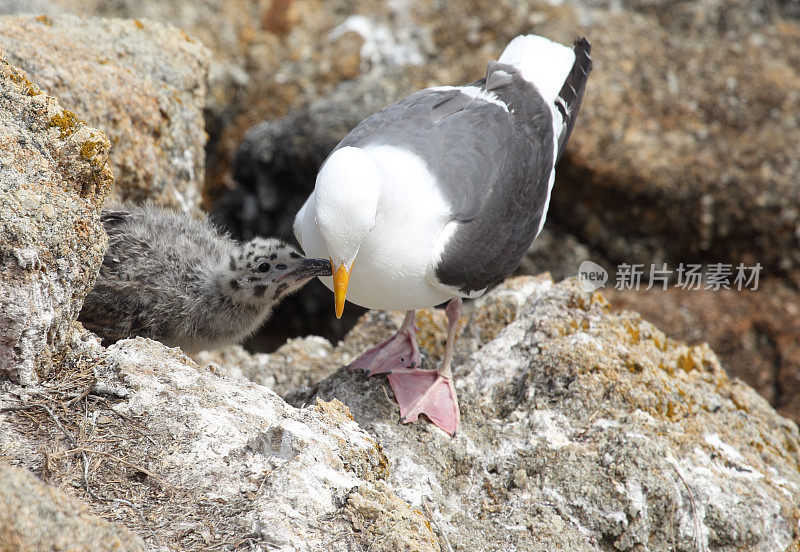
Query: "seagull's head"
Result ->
[[314, 146, 381, 319]]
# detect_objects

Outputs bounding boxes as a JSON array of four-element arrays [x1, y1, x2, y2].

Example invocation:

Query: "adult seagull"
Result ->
[[294, 35, 592, 435]]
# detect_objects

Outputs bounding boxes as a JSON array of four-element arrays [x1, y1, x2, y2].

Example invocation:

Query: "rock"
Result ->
[[287, 276, 800, 551], [0, 461, 146, 552], [0, 14, 210, 212], [193, 337, 339, 396], [605, 278, 800, 425], [517, 224, 598, 282], [0, 53, 112, 385], [553, 3, 800, 282], [0, 330, 438, 551], [3, 272, 799, 550]]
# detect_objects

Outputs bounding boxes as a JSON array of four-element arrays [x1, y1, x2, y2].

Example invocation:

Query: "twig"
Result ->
[[0, 403, 39, 413], [379, 381, 395, 406], [66, 377, 97, 406], [40, 404, 77, 446], [423, 503, 454, 552], [39, 404, 104, 503], [93, 397, 159, 445], [75, 448, 172, 493], [672, 460, 707, 552]]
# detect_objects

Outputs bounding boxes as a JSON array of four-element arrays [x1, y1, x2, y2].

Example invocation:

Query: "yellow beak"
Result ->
[[333, 262, 350, 319]]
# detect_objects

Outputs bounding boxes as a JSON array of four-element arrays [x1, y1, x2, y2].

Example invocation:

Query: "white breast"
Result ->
[[295, 145, 457, 311]]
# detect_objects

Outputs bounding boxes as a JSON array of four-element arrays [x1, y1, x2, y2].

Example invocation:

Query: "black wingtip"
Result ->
[[574, 37, 592, 56], [555, 37, 593, 163]]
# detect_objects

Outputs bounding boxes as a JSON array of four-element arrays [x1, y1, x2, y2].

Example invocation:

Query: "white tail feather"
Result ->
[[498, 35, 575, 102]]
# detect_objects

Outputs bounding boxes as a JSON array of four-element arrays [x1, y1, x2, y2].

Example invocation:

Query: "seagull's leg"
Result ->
[[348, 310, 422, 376], [387, 298, 461, 436]]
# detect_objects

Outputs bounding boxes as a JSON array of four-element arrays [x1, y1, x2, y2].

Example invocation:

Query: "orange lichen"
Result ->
[[624, 320, 641, 343], [313, 397, 355, 422], [180, 29, 196, 44], [79, 141, 97, 159], [676, 351, 699, 373], [49, 110, 81, 138], [8, 70, 41, 96]]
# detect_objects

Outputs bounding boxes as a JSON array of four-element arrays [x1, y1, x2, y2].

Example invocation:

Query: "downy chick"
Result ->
[[79, 205, 331, 353]]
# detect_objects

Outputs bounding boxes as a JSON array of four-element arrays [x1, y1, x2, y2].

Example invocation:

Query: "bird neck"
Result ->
[[199, 261, 273, 345], [315, 147, 381, 265]]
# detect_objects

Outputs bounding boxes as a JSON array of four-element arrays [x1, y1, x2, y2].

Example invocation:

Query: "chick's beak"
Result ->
[[275, 258, 332, 282], [333, 262, 350, 319]]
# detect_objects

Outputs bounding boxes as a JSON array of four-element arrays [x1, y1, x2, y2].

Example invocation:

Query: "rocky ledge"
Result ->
[[3, 275, 799, 551]]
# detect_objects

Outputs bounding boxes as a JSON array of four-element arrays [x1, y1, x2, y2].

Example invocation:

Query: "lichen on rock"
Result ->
[[0, 14, 211, 213], [0, 53, 112, 385], [288, 276, 800, 552]]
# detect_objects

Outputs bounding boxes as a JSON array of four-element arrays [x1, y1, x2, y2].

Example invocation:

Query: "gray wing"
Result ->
[[336, 66, 556, 294], [434, 74, 555, 293], [338, 87, 513, 219]]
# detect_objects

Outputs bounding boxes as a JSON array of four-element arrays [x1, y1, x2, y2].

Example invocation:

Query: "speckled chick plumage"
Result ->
[[79, 205, 330, 353]]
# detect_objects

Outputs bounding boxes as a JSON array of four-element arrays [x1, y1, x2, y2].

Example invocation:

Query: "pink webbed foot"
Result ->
[[348, 311, 421, 376], [387, 370, 460, 436], [349, 300, 463, 436]]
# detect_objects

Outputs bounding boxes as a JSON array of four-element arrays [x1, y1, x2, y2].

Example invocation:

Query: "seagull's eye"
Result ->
[[256, 262, 271, 273]]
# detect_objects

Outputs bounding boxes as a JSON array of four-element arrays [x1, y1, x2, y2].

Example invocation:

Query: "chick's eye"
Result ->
[[257, 262, 271, 273]]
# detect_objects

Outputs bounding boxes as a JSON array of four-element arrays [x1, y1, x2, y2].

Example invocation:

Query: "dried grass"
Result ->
[[1, 352, 268, 551]]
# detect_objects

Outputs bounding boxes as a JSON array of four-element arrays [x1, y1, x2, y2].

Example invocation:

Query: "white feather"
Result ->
[[425, 85, 509, 112], [498, 34, 575, 103], [295, 145, 459, 311]]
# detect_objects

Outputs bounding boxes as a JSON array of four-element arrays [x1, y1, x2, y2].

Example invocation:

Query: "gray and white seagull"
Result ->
[[294, 34, 592, 435]]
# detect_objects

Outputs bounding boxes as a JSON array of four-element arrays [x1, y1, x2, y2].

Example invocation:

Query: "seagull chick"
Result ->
[[294, 35, 592, 435], [80, 205, 331, 353]]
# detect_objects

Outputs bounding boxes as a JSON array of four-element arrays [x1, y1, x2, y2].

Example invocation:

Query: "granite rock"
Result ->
[[0, 14, 210, 212], [288, 276, 800, 551], [0, 53, 111, 385], [193, 337, 339, 397], [0, 330, 438, 551], [0, 462, 146, 552], [606, 279, 800, 425]]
